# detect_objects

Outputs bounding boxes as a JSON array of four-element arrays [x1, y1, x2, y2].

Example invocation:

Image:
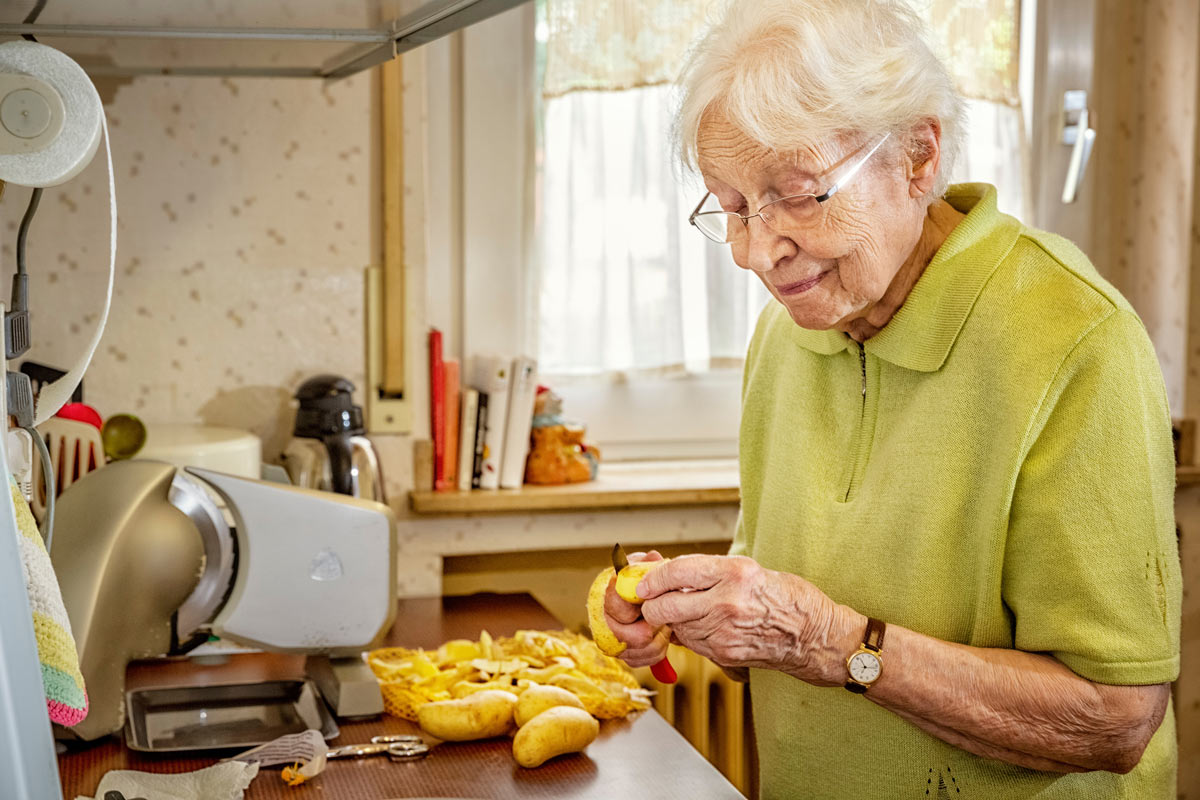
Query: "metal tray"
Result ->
[[125, 679, 339, 753]]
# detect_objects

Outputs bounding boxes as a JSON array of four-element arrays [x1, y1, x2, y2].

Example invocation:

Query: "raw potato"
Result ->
[[586, 567, 626, 656], [512, 706, 600, 768], [614, 559, 669, 604], [515, 684, 586, 727], [417, 689, 518, 741]]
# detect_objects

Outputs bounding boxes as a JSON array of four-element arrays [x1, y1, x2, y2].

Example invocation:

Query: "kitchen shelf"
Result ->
[[0, 0, 525, 79], [409, 459, 740, 514]]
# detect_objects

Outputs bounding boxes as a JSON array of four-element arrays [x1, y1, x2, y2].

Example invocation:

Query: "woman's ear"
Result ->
[[907, 119, 942, 198]]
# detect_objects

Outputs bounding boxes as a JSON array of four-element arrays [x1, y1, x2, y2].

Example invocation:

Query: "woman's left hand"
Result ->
[[637, 555, 860, 686]]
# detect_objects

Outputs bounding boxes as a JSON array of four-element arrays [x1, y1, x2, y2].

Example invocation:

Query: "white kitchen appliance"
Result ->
[[48, 460, 397, 742], [138, 423, 262, 478]]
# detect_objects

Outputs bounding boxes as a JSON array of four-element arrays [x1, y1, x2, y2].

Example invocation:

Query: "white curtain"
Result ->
[[535, 0, 1025, 378], [537, 83, 767, 377], [955, 98, 1028, 222]]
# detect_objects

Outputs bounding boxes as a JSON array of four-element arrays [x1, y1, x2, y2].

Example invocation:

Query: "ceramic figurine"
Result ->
[[524, 386, 600, 485]]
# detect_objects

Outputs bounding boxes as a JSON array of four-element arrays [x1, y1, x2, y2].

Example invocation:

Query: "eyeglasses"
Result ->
[[688, 132, 892, 244]]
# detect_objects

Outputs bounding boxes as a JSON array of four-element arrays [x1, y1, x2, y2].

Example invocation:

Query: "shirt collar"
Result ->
[[786, 183, 1022, 371]]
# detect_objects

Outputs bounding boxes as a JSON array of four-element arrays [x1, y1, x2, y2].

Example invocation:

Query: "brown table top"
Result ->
[[59, 593, 745, 800]]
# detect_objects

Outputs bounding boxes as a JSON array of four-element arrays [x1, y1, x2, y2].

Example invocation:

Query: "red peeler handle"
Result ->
[[651, 656, 677, 684]]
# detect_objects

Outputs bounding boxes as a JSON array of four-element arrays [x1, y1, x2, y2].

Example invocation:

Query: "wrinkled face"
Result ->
[[697, 114, 926, 332]]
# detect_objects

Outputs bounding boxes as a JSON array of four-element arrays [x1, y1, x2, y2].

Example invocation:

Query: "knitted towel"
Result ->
[[12, 479, 88, 726]]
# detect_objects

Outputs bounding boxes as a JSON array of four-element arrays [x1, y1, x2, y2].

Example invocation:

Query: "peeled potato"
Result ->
[[512, 706, 600, 768], [417, 689, 518, 741], [614, 559, 668, 604], [515, 684, 587, 727], [586, 567, 626, 657]]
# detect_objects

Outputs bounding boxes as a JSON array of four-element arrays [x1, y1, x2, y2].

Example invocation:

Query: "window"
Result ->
[[532, 1, 766, 460], [419, 0, 1028, 461]]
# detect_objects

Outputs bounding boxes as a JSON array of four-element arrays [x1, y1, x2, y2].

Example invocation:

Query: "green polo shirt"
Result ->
[[732, 184, 1180, 798]]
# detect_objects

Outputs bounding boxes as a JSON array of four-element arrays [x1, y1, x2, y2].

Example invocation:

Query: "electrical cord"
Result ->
[[5, 187, 41, 359], [22, 425, 53, 552], [22, 0, 46, 41], [6, 372, 51, 549], [16, 187, 41, 277]]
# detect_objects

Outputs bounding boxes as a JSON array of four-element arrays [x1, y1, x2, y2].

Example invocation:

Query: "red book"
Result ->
[[440, 359, 461, 492], [429, 328, 445, 491]]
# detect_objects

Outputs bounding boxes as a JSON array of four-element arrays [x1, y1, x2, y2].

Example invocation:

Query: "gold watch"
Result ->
[[844, 617, 885, 694]]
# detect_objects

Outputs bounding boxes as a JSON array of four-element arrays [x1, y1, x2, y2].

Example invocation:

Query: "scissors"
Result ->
[[327, 734, 430, 762]]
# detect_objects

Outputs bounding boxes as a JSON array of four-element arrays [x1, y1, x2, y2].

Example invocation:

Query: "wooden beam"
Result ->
[[380, 56, 406, 395]]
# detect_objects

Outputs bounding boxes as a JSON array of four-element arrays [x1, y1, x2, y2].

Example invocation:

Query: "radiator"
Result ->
[[635, 646, 757, 799]]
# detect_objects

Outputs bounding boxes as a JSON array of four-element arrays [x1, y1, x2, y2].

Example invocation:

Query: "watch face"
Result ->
[[848, 651, 881, 684]]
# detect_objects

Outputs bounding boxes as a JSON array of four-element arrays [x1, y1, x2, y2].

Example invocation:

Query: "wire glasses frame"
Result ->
[[688, 132, 892, 244]]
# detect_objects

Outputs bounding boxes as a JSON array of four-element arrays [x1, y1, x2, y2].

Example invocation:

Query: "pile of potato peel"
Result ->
[[367, 629, 651, 768], [367, 629, 652, 722]]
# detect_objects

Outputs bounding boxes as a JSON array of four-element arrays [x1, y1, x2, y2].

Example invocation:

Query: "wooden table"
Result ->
[[59, 593, 745, 799]]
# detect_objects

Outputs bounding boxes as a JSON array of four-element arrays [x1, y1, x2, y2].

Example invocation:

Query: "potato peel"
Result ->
[[369, 623, 648, 723]]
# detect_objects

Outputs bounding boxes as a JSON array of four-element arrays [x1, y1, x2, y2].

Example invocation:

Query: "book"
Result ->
[[429, 328, 445, 492], [457, 388, 479, 491], [499, 356, 538, 489], [472, 355, 510, 490], [440, 359, 460, 492], [471, 392, 489, 489]]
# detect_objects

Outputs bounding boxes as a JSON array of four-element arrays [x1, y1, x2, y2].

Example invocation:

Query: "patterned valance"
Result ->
[[541, 0, 1020, 106]]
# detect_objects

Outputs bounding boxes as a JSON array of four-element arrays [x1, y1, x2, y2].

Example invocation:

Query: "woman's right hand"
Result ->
[[603, 550, 671, 668]]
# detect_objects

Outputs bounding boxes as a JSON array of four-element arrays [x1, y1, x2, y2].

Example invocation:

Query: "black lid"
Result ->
[[293, 375, 364, 438]]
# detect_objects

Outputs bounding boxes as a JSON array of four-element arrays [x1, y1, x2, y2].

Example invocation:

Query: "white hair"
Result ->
[[674, 0, 965, 196]]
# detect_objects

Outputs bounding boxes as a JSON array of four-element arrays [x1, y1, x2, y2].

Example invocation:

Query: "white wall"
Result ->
[[1, 71, 378, 462]]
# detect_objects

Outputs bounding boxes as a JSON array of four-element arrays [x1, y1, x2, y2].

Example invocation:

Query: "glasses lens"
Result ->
[[693, 212, 733, 243], [760, 195, 820, 230]]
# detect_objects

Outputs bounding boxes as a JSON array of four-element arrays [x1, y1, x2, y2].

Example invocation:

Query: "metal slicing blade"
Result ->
[[611, 542, 629, 572], [170, 470, 235, 641]]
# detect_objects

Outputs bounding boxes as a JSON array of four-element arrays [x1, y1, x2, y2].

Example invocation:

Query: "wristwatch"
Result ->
[[844, 617, 886, 694]]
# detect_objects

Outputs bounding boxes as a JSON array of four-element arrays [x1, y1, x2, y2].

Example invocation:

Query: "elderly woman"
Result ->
[[602, 1, 1180, 797]]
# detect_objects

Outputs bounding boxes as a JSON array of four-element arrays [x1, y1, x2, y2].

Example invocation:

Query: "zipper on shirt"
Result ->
[[858, 344, 867, 400], [842, 342, 874, 502]]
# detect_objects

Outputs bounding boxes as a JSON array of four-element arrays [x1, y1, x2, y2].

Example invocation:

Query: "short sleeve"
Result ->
[[1003, 308, 1180, 685]]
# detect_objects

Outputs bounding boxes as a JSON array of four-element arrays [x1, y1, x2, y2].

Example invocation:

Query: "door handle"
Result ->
[[1061, 90, 1095, 204]]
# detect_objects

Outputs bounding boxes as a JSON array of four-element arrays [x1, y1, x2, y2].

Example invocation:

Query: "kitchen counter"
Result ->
[[58, 593, 745, 800]]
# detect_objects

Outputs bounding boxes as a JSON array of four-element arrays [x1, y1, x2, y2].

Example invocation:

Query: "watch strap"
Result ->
[[863, 617, 885, 652]]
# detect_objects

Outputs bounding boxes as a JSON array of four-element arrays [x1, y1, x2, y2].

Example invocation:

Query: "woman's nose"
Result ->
[[743, 216, 791, 273]]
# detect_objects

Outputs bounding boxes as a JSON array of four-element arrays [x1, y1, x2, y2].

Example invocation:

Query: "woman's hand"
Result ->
[[636, 554, 861, 686], [602, 551, 672, 668]]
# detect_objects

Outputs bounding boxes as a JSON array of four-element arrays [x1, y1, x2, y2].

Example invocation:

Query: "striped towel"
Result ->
[[12, 479, 88, 726]]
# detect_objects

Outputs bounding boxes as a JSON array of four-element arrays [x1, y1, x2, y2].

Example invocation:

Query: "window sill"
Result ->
[[409, 461, 1199, 515], [408, 459, 740, 515]]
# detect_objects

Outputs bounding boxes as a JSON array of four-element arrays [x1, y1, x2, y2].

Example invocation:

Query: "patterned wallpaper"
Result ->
[[0, 72, 378, 461]]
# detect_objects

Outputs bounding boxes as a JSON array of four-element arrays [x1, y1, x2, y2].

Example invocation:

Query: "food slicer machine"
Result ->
[[49, 459, 397, 742]]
